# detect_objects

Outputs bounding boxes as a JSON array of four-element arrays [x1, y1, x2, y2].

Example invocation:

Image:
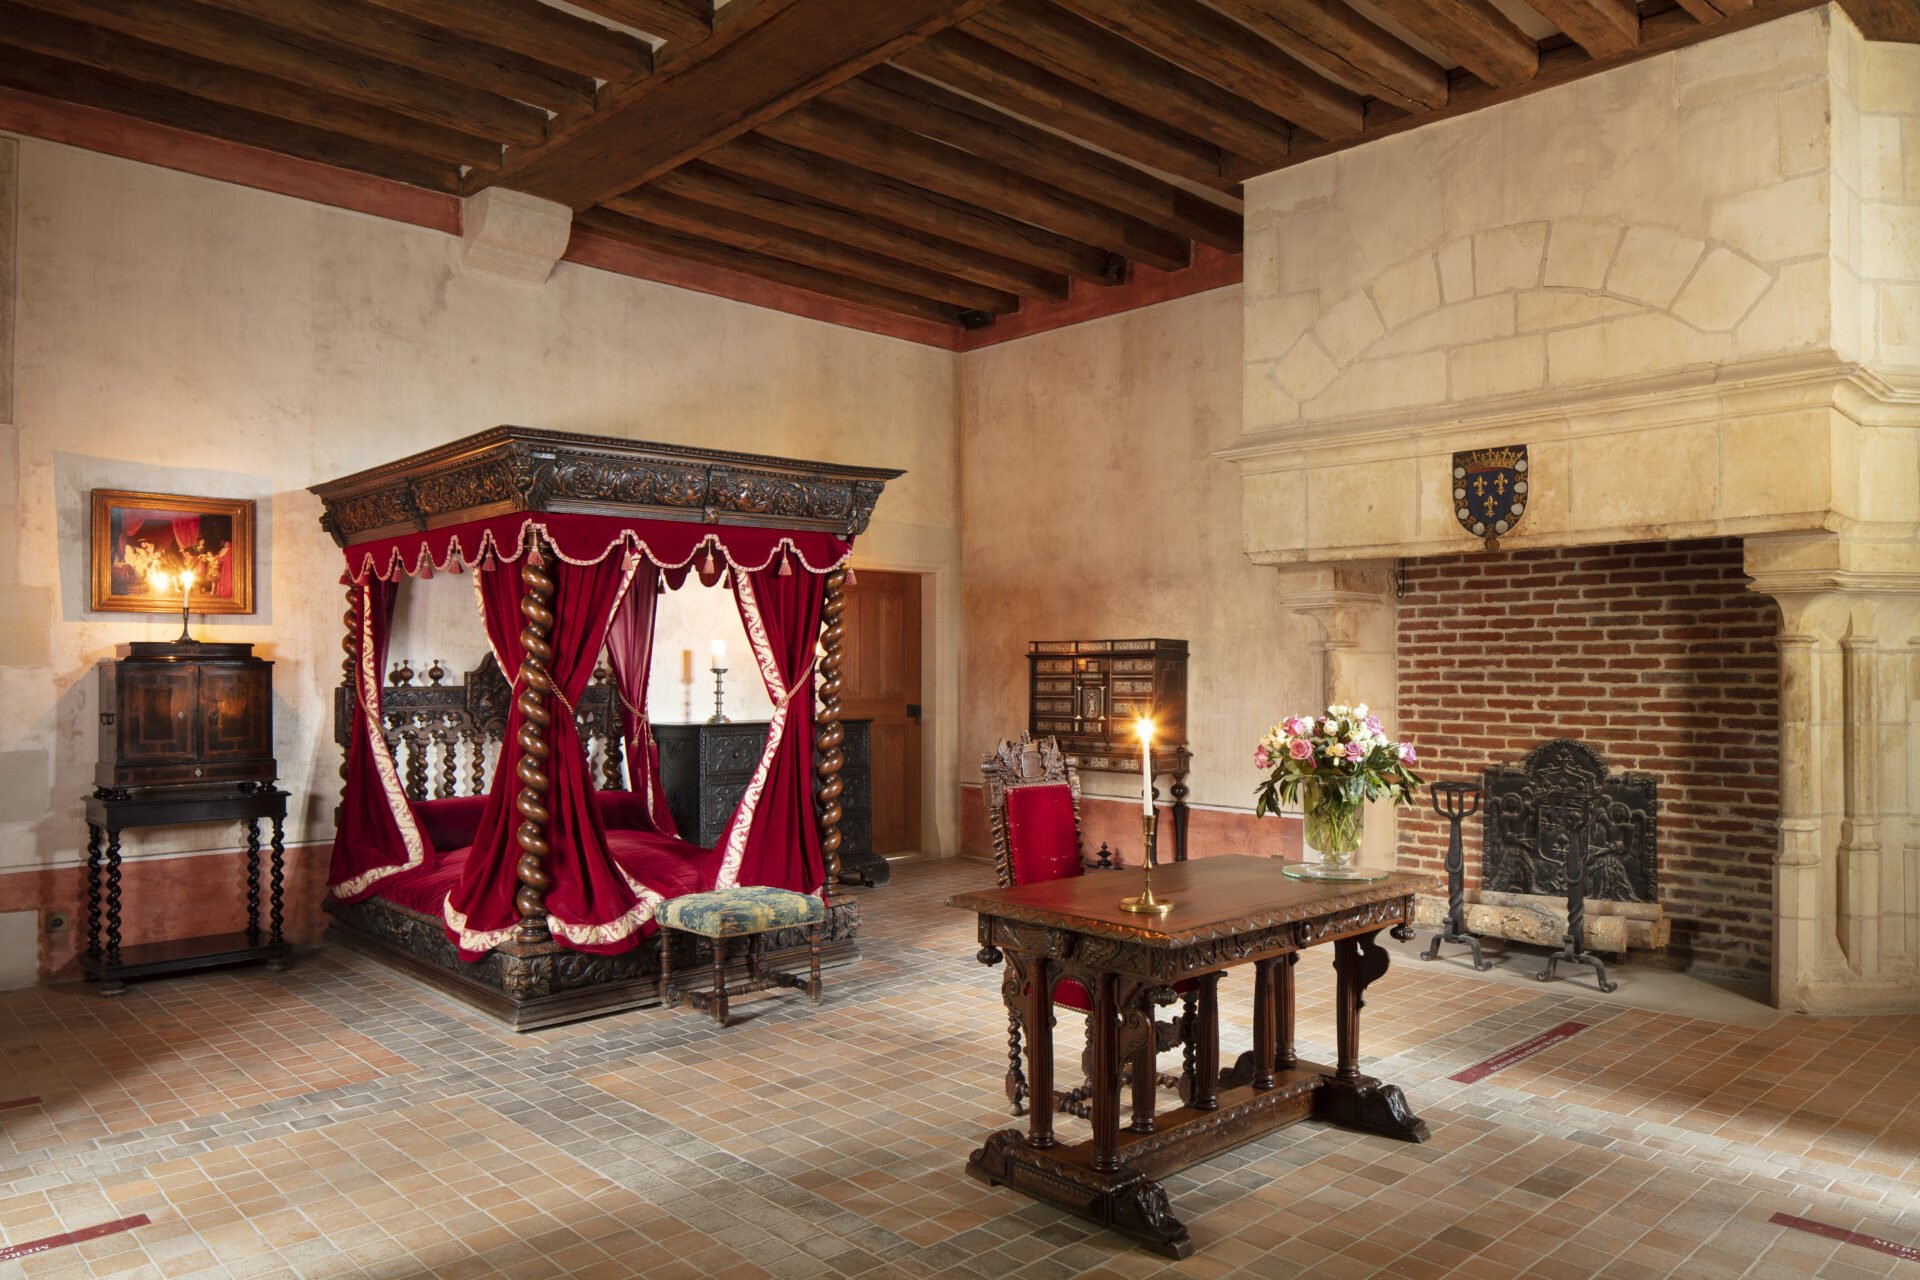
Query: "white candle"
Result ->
[[1135, 717, 1154, 815], [710, 638, 726, 666]]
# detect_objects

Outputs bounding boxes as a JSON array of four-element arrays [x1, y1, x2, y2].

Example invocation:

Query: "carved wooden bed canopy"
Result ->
[[309, 426, 902, 1028]]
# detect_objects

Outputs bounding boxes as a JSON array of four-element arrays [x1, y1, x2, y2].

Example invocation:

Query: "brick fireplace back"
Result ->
[[1396, 537, 1778, 979]]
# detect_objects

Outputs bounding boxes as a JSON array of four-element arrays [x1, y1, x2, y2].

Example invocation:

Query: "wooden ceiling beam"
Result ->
[[13, 0, 552, 144], [704, 135, 1122, 283], [1834, 0, 1920, 40], [0, 46, 462, 189], [577, 208, 974, 327], [1524, 0, 1640, 57], [497, 0, 1003, 210], [191, 0, 598, 118], [762, 101, 1192, 271], [562, 0, 711, 46], [1049, 0, 1364, 138], [652, 163, 1072, 299], [607, 187, 1021, 312], [0, 4, 503, 170], [832, 66, 1241, 252], [892, 32, 1234, 192], [358, 0, 653, 82], [966, 1, 1293, 165], [1361, 0, 1539, 87], [1202, 0, 1446, 112]]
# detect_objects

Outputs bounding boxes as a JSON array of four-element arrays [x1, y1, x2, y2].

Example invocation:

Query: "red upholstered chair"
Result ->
[[982, 733, 1205, 1118]]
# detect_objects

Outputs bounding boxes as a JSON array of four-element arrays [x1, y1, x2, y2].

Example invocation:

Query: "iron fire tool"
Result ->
[[1538, 817, 1619, 994], [1422, 780, 1493, 970]]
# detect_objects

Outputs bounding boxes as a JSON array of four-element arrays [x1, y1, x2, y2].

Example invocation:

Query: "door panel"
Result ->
[[119, 667, 196, 761], [841, 570, 922, 855]]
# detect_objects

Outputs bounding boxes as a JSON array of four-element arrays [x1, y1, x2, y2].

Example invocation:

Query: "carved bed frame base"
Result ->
[[325, 894, 861, 1031]]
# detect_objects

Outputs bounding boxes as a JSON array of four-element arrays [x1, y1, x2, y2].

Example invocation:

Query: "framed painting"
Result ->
[[90, 489, 255, 615]]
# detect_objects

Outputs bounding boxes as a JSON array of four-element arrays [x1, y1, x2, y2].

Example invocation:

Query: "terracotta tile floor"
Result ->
[[2, 858, 1917, 1279]]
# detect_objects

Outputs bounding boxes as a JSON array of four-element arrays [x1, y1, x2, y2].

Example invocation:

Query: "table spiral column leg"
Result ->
[[513, 549, 556, 943], [85, 824, 104, 963], [245, 819, 262, 946]]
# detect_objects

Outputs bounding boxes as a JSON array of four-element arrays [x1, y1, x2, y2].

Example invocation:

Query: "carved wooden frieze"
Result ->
[[311, 426, 903, 544]]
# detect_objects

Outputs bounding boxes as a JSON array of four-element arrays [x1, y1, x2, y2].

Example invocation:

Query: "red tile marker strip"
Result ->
[[0, 1215, 151, 1263], [1449, 1021, 1590, 1083], [0, 1096, 42, 1112], [1771, 1213, 1920, 1261]]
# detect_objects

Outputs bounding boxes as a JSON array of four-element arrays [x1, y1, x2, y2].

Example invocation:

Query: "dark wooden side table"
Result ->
[[81, 786, 291, 995]]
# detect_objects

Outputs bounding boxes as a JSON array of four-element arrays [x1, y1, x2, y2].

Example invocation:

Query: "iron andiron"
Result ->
[[1422, 780, 1494, 970]]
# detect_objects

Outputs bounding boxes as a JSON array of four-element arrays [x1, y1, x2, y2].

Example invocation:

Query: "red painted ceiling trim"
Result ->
[[0, 87, 1240, 349]]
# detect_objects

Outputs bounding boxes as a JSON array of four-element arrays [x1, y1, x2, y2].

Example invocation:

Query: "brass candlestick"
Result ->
[[1120, 811, 1173, 915]]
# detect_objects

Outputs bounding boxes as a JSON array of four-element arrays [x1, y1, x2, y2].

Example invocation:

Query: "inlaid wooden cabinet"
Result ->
[[96, 641, 276, 794], [1027, 639, 1188, 755]]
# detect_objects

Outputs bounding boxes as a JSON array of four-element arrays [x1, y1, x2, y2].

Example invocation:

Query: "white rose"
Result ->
[[1353, 703, 1369, 718]]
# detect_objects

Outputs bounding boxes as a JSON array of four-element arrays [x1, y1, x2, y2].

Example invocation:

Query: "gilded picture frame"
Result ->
[[90, 488, 255, 615]]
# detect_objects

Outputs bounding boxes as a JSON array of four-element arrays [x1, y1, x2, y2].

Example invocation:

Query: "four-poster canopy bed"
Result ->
[[311, 427, 901, 1028]]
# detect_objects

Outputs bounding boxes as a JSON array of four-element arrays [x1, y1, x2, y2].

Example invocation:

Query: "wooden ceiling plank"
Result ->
[[563, 0, 711, 46], [967, 0, 1294, 164], [1670, 0, 1725, 21], [0, 3, 504, 170], [1203, 0, 1446, 111], [1049, 0, 1363, 138], [13, 0, 552, 144], [359, 0, 652, 81], [834, 66, 1240, 252], [704, 134, 1121, 282], [762, 101, 1192, 271], [192, 0, 598, 117], [1524, 0, 1640, 57], [1361, 0, 1539, 86], [892, 33, 1234, 192], [499, 0, 1004, 210], [655, 163, 1072, 299], [577, 207, 973, 326], [0, 46, 462, 189], [609, 187, 1022, 311], [1833, 0, 1920, 39]]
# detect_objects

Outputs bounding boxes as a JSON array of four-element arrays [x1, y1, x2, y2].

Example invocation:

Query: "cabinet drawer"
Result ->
[[1034, 677, 1073, 694], [1032, 698, 1073, 715], [1076, 658, 1104, 674], [703, 731, 766, 774], [1034, 719, 1075, 733], [1112, 678, 1155, 695], [1111, 658, 1155, 674], [1033, 658, 1072, 675]]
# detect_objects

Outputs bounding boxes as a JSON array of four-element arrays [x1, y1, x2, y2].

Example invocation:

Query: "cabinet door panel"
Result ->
[[119, 667, 196, 761], [200, 666, 272, 760]]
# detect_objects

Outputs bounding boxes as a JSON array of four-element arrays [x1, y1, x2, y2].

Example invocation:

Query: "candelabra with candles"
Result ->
[[707, 638, 730, 724], [1120, 717, 1173, 915], [147, 566, 201, 643]]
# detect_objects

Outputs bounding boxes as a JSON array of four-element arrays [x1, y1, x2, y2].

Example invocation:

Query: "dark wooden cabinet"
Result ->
[[97, 641, 275, 794], [655, 718, 883, 886], [1028, 638, 1194, 861]]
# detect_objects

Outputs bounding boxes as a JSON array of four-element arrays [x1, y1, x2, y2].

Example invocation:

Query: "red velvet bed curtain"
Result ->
[[444, 546, 652, 957], [711, 562, 827, 894], [604, 564, 677, 837], [329, 576, 427, 899]]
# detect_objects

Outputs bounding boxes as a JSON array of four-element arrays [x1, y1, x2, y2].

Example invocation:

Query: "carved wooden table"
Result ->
[[951, 856, 1431, 1258]]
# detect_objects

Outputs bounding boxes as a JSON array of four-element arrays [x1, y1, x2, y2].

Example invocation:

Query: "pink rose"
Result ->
[[1344, 741, 1366, 762], [1397, 743, 1418, 763], [1287, 738, 1313, 760], [1284, 717, 1309, 738], [1364, 715, 1383, 736], [1254, 746, 1271, 769]]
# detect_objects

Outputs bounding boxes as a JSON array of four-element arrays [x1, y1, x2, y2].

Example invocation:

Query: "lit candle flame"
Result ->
[[1134, 717, 1154, 744], [710, 638, 726, 663]]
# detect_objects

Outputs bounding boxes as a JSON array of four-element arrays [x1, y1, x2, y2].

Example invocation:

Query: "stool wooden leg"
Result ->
[[808, 923, 822, 1001], [659, 928, 674, 1009], [710, 936, 729, 1028]]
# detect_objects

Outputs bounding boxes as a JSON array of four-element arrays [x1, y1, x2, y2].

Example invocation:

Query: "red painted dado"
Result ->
[[0, 87, 1240, 349], [1396, 537, 1779, 979], [2, 844, 332, 982], [958, 783, 1300, 866]]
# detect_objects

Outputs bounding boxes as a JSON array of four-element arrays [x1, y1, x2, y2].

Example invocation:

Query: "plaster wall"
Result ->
[[956, 288, 1317, 847], [0, 141, 963, 977]]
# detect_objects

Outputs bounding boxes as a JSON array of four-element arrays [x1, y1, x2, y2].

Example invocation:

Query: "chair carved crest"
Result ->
[[981, 732, 1083, 889]]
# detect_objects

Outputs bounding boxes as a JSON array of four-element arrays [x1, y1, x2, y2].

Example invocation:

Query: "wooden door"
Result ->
[[841, 570, 922, 854]]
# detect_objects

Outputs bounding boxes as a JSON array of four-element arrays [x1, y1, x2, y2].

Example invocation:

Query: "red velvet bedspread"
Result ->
[[375, 828, 719, 929]]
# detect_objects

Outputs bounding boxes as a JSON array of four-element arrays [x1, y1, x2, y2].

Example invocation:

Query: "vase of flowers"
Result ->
[[1254, 703, 1423, 881]]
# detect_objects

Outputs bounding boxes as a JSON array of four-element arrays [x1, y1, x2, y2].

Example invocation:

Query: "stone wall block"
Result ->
[[1906, 119, 1920, 203], [1855, 38, 1920, 114], [1672, 247, 1774, 331], [1273, 337, 1339, 402], [1675, 9, 1827, 107], [1368, 254, 1440, 329], [1710, 174, 1831, 262], [1313, 291, 1385, 366], [1606, 226, 1708, 307], [1245, 292, 1319, 360], [1860, 201, 1920, 283], [1372, 296, 1515, 358], [1473, 223, 1548, 296], [1517, 290, 1645, 332], [1780, 81, 1832, 177], [1437, 236, 1474, 303], [1882, 284, 1920, 365], [1304, 352, 1446, 421], [1547, 312, 1734, 386], [1735, 259, 1830, 353], [1861, 115, 1907, 200], [1243, 362, 1301, 430], [1542, 218, 1622, 289], [1448, 333, 1546, 401]]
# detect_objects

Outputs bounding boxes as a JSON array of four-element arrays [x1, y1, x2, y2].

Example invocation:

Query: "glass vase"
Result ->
[[1282, 784, 1389, 882]]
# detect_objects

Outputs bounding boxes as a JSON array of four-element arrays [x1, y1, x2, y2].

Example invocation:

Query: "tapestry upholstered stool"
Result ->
[[658, 887, 826, 1027]]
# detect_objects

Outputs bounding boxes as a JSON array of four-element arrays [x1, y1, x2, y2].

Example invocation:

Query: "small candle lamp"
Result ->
[[1120, 716, 1173, 916], [707, 638, 730, 724]]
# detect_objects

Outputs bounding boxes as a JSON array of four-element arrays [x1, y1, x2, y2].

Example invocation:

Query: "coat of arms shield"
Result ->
[[1452, 444, 1528, 549]]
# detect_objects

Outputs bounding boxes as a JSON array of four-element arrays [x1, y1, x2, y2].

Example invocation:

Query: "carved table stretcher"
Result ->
[[950, 856, 1431, 1258]]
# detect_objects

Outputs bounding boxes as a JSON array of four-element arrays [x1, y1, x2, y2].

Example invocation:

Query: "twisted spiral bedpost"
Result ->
[[814, 567, 847, 887], [513, 541, 556, 943], [340, 581, 359, 796]]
